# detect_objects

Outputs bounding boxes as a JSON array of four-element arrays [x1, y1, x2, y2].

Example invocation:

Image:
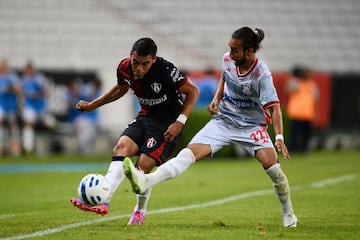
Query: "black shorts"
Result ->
[[121, 115, 182, 165]]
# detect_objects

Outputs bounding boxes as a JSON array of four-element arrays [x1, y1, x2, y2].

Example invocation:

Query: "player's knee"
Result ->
[[136, 155, 157, 173], [112, 144, 133, 156], [178, 148, 196, 162]]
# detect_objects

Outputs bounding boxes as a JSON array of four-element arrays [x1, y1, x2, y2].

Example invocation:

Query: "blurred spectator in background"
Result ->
[[0, 59, 22, 156], [192, 69, 218, 109], [286, 66, 319, 153], [21, 62, 56, 154], [66, 79, 101, 154]]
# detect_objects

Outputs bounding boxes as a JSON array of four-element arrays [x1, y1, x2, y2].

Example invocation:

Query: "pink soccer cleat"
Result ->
[[128, 211, 145, 225], [70, 197, 109, 216]]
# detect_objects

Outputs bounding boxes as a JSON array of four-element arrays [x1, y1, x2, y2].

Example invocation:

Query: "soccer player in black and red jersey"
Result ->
[[70, 38, 200, 224]]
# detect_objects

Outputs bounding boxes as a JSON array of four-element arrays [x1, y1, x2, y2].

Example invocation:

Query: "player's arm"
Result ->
[[208, 74, 224, 114], [163, 78, 199, 142], [76, 84, 129, 112], [177, 77, 200, 120], [259, 75, 290, 159], [269, 103, 290, 160]]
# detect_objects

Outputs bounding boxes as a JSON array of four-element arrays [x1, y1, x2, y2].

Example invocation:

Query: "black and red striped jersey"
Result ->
[[117, 56, 187, 121]]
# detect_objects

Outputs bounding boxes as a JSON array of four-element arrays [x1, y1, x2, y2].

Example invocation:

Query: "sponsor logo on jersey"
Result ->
[[170, 67, 182, 83], [151, 82, 162, 93], [139, 94, 167, 106], [146, 137, 157, 148], [124, 78, 131, 85], [224, 94, 258, 109]]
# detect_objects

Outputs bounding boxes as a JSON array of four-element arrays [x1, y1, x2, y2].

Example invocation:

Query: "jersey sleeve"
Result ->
[[165, 62, 187, 89], [116, 58, 131, 86], [116, 65, 125, 85], [259, 75, 280, 108]]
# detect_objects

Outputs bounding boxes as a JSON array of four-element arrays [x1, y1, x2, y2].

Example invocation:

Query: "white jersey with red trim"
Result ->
[[215, 52, 280, 127]]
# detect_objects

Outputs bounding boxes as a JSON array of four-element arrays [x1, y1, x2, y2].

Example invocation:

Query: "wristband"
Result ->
[[275, 134, 284, 141], [176, 114, 187, 125]]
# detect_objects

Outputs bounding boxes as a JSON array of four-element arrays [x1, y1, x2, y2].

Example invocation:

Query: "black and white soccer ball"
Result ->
[[77, 173, 111, 206]]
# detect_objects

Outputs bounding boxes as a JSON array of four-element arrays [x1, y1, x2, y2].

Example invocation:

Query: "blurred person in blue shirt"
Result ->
[[21, 62, 55, 154], [0, 59, 22, 156], [66, 79, 101, 154], [192, 69, 218, 109]]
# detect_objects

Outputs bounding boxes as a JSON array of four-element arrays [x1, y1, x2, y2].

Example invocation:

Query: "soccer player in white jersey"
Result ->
[[124, 27, 298, 228]]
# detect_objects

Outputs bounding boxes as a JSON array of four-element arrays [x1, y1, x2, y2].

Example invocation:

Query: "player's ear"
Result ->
[[246, 48, 255, 55], [152, 56, 157, 63]]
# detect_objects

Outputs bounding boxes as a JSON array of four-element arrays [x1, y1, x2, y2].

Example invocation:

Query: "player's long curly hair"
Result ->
[[232, 27, 265, 52]]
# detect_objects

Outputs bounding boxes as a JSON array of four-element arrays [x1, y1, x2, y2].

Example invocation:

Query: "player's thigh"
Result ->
[[187, 143, 212, 161], [136, 153, 158, 173], [113, 135, 139, 156], [255, 147, 278, 169], [141, 122, 181, 165], [189, 118, 231, 156], [116, 117, 145, 155]]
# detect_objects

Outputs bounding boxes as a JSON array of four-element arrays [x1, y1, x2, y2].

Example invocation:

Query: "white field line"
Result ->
[[1, 173, 358, 240], [0, 214, 16, 220], [309, 173, 358, 188], [0, 213, 33, 220]]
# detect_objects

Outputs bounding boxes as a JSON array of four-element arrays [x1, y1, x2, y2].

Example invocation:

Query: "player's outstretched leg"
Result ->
[[124, 148, 196, 194], [266, 163, 297, 227], [70, 198, 109, 215], [123, 157, 148, 194]]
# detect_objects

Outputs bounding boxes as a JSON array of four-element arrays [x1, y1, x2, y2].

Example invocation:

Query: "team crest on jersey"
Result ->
[[146, 137, 157, 149], [242, 84, 251, 95], [151, 82, 162, 93]]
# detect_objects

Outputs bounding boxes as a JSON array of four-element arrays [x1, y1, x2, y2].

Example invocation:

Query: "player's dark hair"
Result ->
[[132, 38, 157, 57], [232, 27, 265, 52]]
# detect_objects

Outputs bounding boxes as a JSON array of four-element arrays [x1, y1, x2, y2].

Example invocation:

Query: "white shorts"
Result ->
[[22, 107, 39, 123], [189, 118, 275, 157], [22, 107, 48, 124]]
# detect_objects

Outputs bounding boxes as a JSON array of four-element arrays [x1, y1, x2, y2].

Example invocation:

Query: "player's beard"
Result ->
[[234, 55, 247, 67]]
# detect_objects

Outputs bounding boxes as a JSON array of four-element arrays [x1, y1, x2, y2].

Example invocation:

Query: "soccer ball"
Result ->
[[77, 173, 111, 206]]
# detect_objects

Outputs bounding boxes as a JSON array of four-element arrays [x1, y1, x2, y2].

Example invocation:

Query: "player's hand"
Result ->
[[208, 101, 219, 115], [164, 121, 183, 142], [275, 140, 290, 160], [76, 100, 94, 112]]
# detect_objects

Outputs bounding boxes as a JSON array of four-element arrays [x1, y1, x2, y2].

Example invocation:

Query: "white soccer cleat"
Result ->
[[282, 213, 298, 228], [123, 157, 148, 194]]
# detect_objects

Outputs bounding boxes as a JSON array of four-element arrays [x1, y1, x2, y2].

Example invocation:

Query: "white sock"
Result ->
[[23, 126, 35, 152], [133, 187, 152, 214], [146, 148, 196, 187], [105, 160, 125, 202], [266, 163, 294, 215]]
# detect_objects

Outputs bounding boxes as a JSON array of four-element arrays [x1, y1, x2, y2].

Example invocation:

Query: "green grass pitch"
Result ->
[[0, 150, 359, 240]]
